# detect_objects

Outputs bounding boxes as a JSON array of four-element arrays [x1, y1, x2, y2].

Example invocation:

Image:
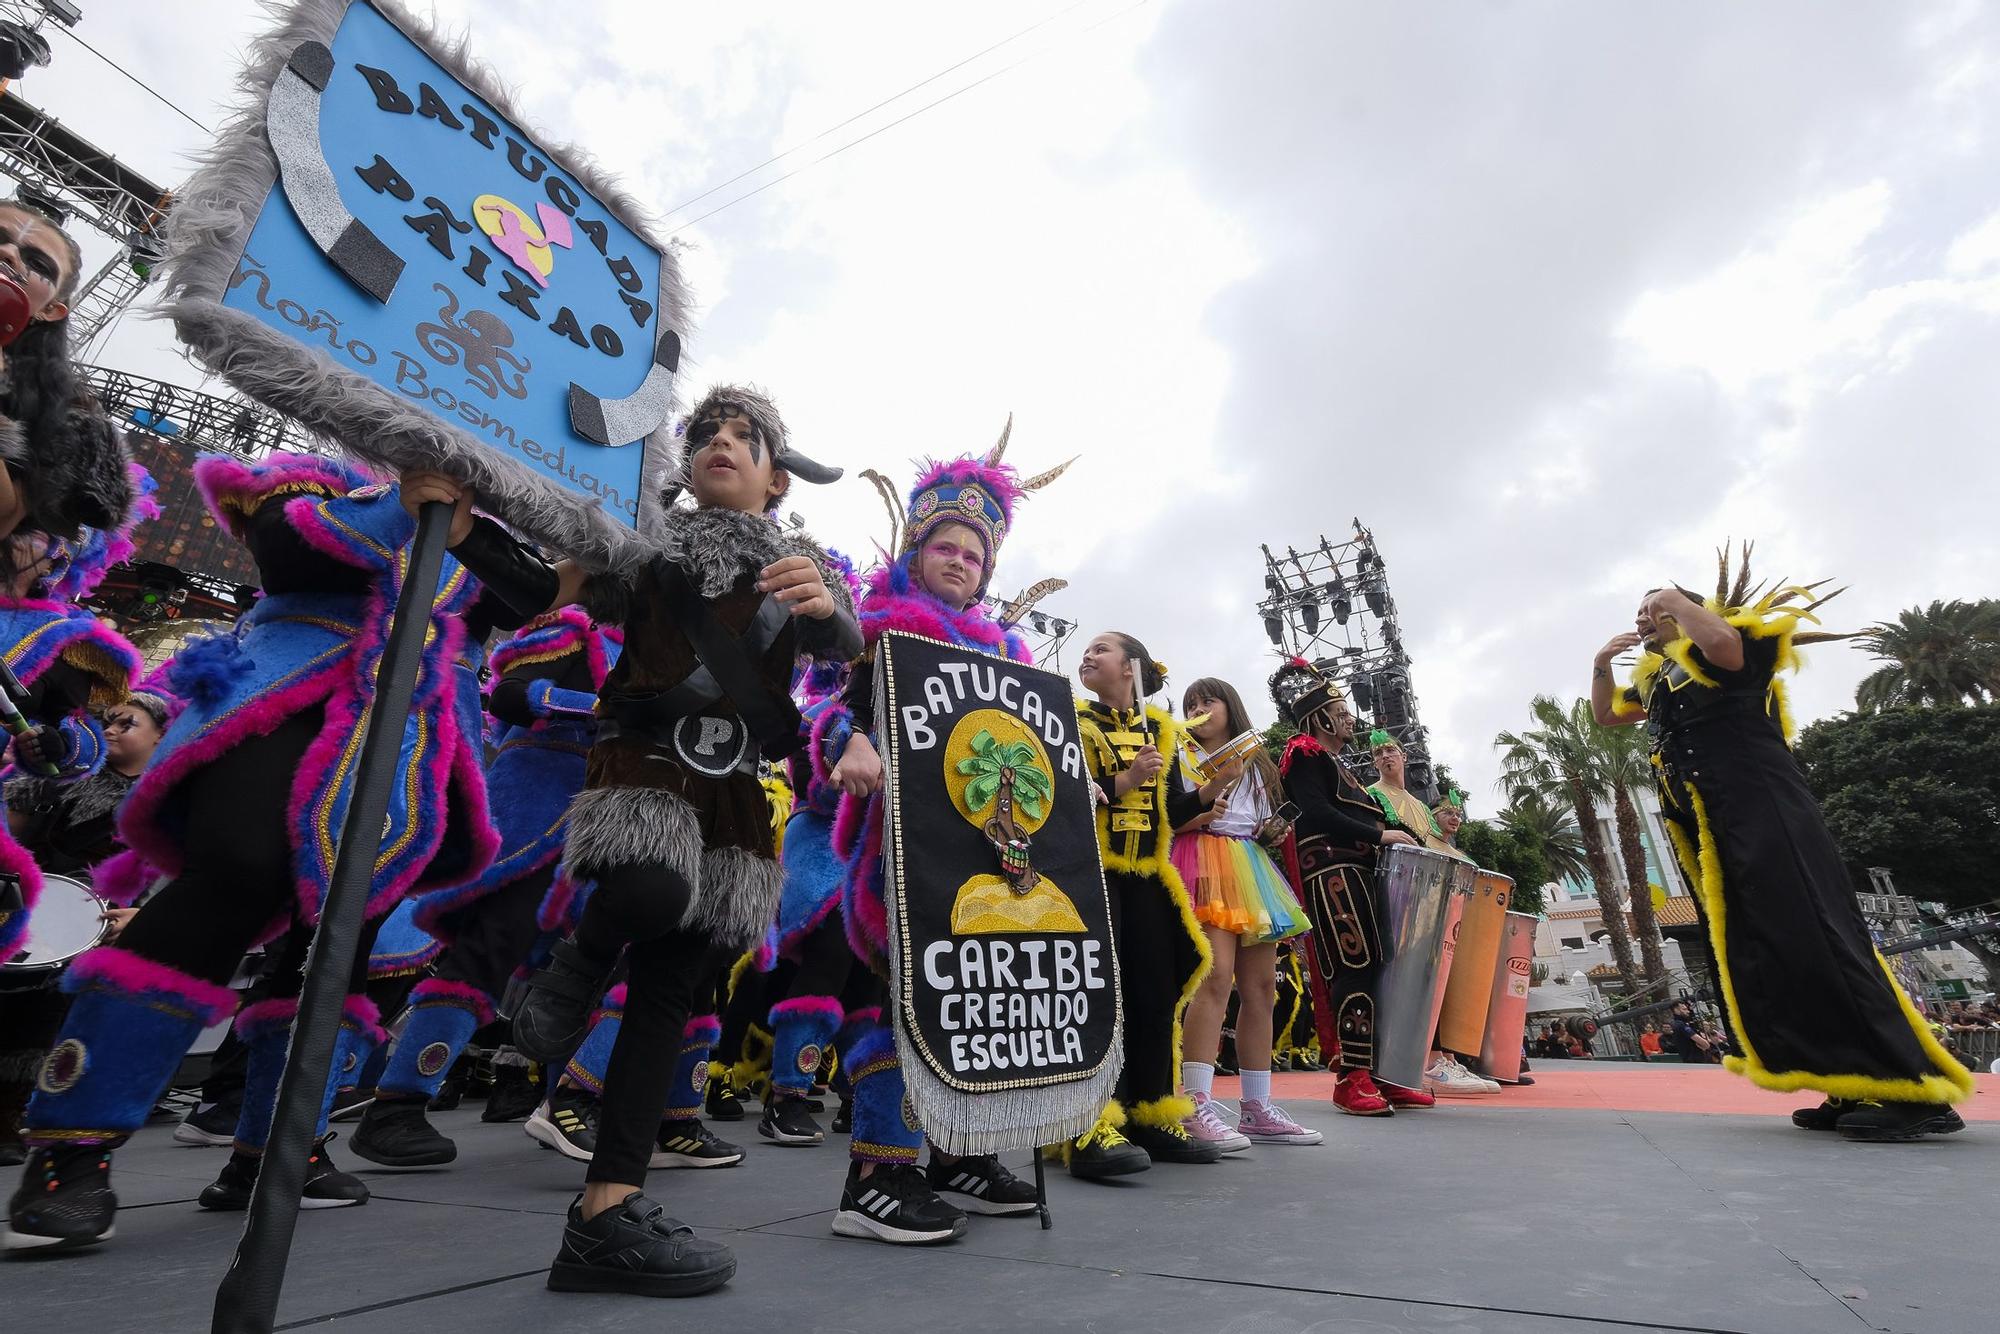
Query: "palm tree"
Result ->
[[1495, 696, 1641, 995], [1595, 725, 1671, 991], [1497, 790, 1589, 887], [1855, 599, 2000, 711]]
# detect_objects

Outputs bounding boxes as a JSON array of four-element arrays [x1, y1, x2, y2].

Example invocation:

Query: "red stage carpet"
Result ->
[[1215, 1061, 2000, 1119]]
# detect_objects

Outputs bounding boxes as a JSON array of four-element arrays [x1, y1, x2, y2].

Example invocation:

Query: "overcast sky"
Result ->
[[30, 0, 2000, 805]]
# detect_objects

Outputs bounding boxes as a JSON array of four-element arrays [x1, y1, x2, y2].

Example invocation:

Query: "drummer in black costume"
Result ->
[[1266, 658, 1429, 1118]]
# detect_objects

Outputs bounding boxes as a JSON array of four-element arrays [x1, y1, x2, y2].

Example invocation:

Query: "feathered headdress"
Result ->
[[858, 415, 1073, 598], [1268, 656, 1344, 729], [1636, 540, 1854, 742]]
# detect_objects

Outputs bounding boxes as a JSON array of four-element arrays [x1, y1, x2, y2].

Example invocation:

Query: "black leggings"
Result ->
[[434, 864, 557, 1001], [578, 858, 722, 1184], [1107, 870, 1199, 1112], [116, 708, 375, 998]]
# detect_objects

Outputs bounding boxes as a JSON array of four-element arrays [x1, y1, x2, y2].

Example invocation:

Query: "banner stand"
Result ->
[[1034, 1151, 1051, 1230], [211, 501, 451, 1334]]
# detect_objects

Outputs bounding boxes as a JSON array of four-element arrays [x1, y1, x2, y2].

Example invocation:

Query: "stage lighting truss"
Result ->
[[1254, 521, 1440, 800]]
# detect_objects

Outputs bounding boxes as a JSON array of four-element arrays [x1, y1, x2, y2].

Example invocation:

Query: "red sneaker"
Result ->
[[1379, 1081, 1435, 1109], [1331, 1069, 1394, 1117]]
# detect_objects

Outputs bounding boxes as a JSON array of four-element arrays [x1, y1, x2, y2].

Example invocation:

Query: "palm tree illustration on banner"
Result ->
[[959, 730, 1053, 893]]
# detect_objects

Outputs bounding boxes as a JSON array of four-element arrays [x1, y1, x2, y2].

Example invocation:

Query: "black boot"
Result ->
[[198, 1136, 368, 1210], [4, 1143, 115, 1252], [482, 1060, 541, 1123], [513, 938, 617, 1064], [1791, 1097, 1858, 1132], [704, 1070, 745, 1122], [1124, 1118, 1222, 1165], [546, 1191, 736, 1297], [1835, 1102, 1966, 1142], [353, 1097, 458, 1167]]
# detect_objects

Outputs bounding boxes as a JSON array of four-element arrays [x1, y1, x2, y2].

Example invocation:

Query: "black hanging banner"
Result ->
[[876, 631, 1122, 1154]]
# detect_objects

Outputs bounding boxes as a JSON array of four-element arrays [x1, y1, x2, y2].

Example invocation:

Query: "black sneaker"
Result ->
[[173, 1101, 238, 1147], [1835, 1102, 1967, 1142], [1066, 1114, 1150, 1181], [704, 1072, 745, 1122], [547, 1191, 736, 1297], [482, 1062, 541, 1123], [198, 1137, 369, 1210], [1124, 1119, 1222, 1164], [513, 938, 618, 1065], [832, 1161, 968, 1244], [301, 1136, 369, 1208], [326, 1087, 373, 1123], [926, 1153, 1038, 1216], [1791, 1098, 1858, 1132], [525, 1087, 600, 1162], [831, 1099, 852, 1135], [757, 1095, 823, 1146], [353, 1098, 457, 1167], [651, 1119, 745, 1169], [4, 1144, 115, 1251]]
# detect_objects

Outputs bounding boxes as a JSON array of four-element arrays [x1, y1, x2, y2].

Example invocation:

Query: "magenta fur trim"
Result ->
[[602, 984, 629, 1010], [537, 871, 587, 934], [408, 977, 497, 1027], [0, 833, 43, 959], [807, 702, 850, 790], [195, 453, 370, 533], [907, 457, 1022, 535], [845, 1006, 883, 1028], [683, 1013, 721, 1045], [843, 801, 889, 963], [489, 607, 620, 693], [66, 946, 238, 1024], [283, 492, 411, 571], [234, 996, 301, 1040], [117, 667, 341, 884], [344, 993, 388, 1045], [771, 995, 845, 1025], [91, 849, 161, 907]]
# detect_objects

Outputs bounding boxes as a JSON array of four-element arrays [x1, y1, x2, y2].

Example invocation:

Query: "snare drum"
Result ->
[[1193, 731, 1264, 784], [0, 873, 108, 991]]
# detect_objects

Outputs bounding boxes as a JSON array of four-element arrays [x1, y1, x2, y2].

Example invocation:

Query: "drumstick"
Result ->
[[0, 674, 58, 777]]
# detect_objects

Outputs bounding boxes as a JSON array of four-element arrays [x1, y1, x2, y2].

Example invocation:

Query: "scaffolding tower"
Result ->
[[1255, 521, 1441, 800], [0, 85, 170, 353]]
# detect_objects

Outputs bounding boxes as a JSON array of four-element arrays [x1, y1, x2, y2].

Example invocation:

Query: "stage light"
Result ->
[[1264, 614, 1284, 646], [1301, 602, 1320, 634]]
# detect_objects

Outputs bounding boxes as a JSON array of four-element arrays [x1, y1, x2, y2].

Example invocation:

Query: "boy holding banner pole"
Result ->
[[403, 384, 860, 1297]]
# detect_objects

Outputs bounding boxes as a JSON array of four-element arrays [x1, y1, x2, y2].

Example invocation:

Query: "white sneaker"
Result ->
[[1424, 1057, 1498, 1097], [1448, 1055, 1502, 1093]]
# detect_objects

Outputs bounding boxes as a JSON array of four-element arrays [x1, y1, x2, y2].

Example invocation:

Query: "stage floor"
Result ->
[[3, 1060, 1991, 1333]]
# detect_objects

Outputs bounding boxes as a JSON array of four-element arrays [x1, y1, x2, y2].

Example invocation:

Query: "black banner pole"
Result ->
[[1034, 1151, 1051, 1230], [211, 500, 452, 1334]]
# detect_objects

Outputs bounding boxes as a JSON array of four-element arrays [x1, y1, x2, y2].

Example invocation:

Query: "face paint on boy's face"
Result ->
[[685, 413, 783, 511]]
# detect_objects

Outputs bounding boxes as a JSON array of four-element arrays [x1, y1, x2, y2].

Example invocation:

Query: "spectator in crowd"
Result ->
[[1666, 1001, 1711, 1063], [1638, 1022, 1663, 1061]]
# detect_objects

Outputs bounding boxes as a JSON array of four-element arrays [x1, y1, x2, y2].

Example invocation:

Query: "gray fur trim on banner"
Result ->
[[688, 846, 784, 953], [153, 0, 693, 574], [559, 785, 702, 886], [0, 417, 24, 465], [885, 899, 1125, 1158]]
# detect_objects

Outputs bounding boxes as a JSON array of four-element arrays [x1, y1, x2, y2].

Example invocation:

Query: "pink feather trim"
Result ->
[[408, 977, 497, 1026], [770, 995, 844, 1025], [682, 1013, 721, 1044], [91, 849, 160, 907], [65, 946, 238, 1025]]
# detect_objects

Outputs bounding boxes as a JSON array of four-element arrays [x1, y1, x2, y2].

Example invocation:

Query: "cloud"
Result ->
[[35, 0, 2000, 813]]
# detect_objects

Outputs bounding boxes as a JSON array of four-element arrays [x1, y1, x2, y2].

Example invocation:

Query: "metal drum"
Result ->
[[1372, 844, 1476, 1091], [1476, 911, 1539, 1083], [1, 874, 108, 991], [1438, 870, 1514, 1055]]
